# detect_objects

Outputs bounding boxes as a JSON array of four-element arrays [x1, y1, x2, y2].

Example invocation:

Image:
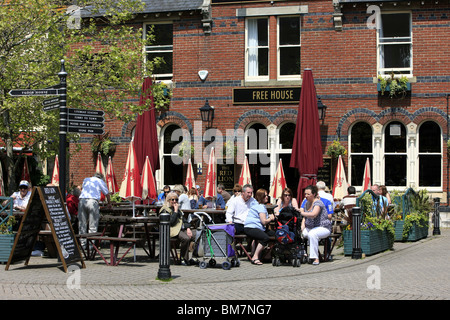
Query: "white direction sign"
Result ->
[[9, 89, 60, 96]]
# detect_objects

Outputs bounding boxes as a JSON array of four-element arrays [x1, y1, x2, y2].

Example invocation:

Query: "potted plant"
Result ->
[[326, 140, 347, 159], [377, 73, 410, 98], [91, 132, 116, 157], [0, 215, 17, 263], [343, 191, 394, 256]]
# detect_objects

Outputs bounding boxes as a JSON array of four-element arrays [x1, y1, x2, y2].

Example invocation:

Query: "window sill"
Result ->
[[372, 76, 417, 84], [242, 79, 302, 87]]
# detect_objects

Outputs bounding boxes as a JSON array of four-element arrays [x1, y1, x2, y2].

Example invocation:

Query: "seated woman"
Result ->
[[187, 187, 199, 209], [244, 188, 275, 265], [159, 191, 196, 265], [275, 187, 300, 216], [300, 185, 332, 265]]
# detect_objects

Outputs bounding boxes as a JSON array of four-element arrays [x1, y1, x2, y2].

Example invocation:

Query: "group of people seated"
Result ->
[[164, 181, 338, 266]]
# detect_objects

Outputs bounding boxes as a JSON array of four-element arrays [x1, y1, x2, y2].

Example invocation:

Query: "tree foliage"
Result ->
[[0, 0, 155, 192]]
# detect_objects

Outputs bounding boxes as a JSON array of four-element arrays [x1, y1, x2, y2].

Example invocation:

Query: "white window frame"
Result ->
[[377, 11, 413, 77], [245, 17, 270, 82], [277, 15, 301, 81], [348, 122, 374, 192], [144, 22, 173, 83], [417, 121, 443, 191]]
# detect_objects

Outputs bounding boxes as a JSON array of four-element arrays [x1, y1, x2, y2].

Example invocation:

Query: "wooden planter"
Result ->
[[343, 229, 393, 256], [395, 220, 428, 242], [0, 233, 15, 263]]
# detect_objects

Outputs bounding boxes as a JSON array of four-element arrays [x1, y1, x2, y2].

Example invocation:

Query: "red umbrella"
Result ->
[[290, 68, 323, 200], [332, 155, 349, 201], [141, 156, 157, 202], [269, 159, 287, 201], [362, 157, 371, 192], [119, 139, 142, 216], [238, 156, 252, 186], [134, 77, 160, 176], [203, 147, 216, 199], [185, 158, 196, 191], [21, 156, 32, 186], [106, 156, 119, 194], [51, 155, 59, 186]]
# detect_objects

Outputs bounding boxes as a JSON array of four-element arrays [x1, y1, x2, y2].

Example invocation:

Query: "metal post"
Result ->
[[157, 212, 172, 280], [352, 207, 362, 259], [433, 198, 441, 235], [58, 60, 67, 200]]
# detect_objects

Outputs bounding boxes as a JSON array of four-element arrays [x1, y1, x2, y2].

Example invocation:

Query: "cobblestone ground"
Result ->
[[0, 229, 449, 303]]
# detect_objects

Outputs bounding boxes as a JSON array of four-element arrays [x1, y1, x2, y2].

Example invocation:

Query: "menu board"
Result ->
[[6, 186, 84, 272], [41, 186, 82, 266]]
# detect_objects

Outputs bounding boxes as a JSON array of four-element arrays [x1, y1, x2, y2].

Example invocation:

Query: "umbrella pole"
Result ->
[[133, 200, 136, 262]]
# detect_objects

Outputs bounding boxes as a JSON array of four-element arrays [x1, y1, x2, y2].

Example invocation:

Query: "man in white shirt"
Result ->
[[6, 180, 32, 211], [317, 181, 335, 210], [225, 184, 256, 234], [78, 173, 110, 248]]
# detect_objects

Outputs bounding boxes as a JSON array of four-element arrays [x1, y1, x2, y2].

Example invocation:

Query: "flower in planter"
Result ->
[[0, 216, 17, 235], [378, 73, 410, 98]]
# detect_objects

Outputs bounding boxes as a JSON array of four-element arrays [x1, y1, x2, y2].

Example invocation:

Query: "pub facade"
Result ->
[[69, 0, 450, 202]]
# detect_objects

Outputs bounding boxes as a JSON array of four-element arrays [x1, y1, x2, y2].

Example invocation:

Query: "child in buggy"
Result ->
[[272, 206, 307, 267]]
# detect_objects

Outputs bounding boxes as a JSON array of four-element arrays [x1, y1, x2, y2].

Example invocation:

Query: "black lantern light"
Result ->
[[317, 97, 327, 121], [199, 99, 215, 128]]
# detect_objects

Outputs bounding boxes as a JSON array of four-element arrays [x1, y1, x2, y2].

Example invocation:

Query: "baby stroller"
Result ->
[[272, 206, 307, 267], [192, 212, 240, 270]]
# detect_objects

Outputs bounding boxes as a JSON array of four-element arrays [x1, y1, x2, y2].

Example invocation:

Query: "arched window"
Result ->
[[162, 124, 183, 186], [277, 122, 298, 197], [349, 122, 373, 187], [419, 121, 441, 187], [384, 121, 407, 187], [246, 123, 270, 191]]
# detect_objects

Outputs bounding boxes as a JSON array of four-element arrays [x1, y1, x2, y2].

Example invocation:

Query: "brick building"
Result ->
[[69, 0, 450, 202]]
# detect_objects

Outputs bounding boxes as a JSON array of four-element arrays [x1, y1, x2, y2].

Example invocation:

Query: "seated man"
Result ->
[[225, 184, 256, 234], [197, 194, 226, 210], [4, 180, 32, 212]]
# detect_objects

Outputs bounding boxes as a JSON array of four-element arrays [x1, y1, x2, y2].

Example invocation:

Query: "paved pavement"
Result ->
[[0, 228, 449, 306]]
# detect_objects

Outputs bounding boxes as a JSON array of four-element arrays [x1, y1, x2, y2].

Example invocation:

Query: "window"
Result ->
[[378, 12, 412, 76], [246, 16, 300, 81], [278, 16, 301, 79], [145, 23, 173, 81], [246, 18, 269, 80], [277, 122, 299, 197], [246, 123, 270, 191], [162, 124, 183, 185], [349, 122, 373, 187], [384, 121, 407, 186], [418, 121, 441, 187]]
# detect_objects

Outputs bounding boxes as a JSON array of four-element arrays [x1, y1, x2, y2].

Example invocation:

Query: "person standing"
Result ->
[[78, 173, 110, 248]]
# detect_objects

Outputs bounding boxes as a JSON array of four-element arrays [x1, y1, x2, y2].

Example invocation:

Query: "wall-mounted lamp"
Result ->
[[317, 97, 327, 121], [199, 99, 215, 128]]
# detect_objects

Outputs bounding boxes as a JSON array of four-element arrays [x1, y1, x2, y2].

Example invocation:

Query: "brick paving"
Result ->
[[0, 229, 449, 302]]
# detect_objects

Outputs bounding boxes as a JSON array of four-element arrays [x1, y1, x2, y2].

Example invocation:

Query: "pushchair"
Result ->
[[192, 212, 240, 270], [272, 206, 307, 267]]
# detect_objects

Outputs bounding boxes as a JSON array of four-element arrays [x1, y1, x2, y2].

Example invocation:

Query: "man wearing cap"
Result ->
[[78, 173, 110, 248], [5, 180, 31, 212]]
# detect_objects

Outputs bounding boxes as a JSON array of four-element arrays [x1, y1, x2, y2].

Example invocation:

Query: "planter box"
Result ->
[[343, 229, 393, 256], [0, 233, 15, 263], [377, 82, 411, 93], [394, 220, 428, 242]]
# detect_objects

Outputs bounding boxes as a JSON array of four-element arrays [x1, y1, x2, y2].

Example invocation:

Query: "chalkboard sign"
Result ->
[[6, 186, 85, 272], [317, 158, 332, 189]]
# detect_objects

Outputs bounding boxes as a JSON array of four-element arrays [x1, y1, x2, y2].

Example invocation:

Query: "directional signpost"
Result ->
[[8, 60, 106, 198]]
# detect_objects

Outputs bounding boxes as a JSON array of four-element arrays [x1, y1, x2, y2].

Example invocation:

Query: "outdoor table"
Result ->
[[181, 208, 226, 223], [98, 214, 159, 259]]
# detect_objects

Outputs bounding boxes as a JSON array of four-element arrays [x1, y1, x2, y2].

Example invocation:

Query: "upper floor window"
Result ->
[[278, 16, 301, 79], [246, 16, 300, 81], [377, 12, 412, 76], [145, 23, 173, 81], [246, 18, 269, 80]]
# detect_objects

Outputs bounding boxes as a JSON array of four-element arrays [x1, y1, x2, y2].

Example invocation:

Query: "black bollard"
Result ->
[[433, 198, 441, 236], [157, 212, 172, 280], [352, 207, 362, 259]]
